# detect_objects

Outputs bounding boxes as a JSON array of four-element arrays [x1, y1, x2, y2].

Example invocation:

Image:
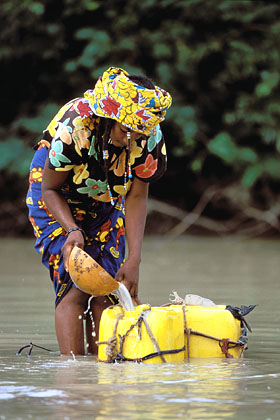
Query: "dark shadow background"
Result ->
[[1, 0, 280, 237]]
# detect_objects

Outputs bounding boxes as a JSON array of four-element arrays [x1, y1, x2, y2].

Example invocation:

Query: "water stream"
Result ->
[[112, 282, 135, 311]]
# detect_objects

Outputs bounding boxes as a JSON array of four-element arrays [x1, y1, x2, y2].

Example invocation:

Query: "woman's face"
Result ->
[[110, 122, 142, 147]]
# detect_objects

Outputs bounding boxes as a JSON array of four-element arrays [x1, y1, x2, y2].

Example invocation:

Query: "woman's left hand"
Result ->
[[117, 178, 148, 306], [115, 259, 141, 305]]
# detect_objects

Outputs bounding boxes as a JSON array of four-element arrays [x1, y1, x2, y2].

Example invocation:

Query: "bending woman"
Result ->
[[26, 67, 172, 355]]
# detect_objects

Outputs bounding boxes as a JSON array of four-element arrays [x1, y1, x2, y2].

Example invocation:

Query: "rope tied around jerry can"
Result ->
[[97, 306, 185, 363], [182, 304, 191, 361], [96, 311, 124, 360], [97, 300, 253, 362], [181, 305, 248, 359]]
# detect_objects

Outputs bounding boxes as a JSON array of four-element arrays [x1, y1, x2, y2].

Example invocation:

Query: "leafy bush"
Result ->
[[1, 0, 280, 233]]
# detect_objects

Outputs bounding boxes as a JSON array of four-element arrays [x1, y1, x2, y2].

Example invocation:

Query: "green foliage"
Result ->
[[1, 0, 280, 210], [12, 104, 59, 134], [0, 138, 34, 175], [208, 133, 258, 166]]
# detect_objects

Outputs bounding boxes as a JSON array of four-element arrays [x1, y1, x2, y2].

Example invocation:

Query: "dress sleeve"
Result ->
[[132, 124, 167, 183], [45, 102, 89, 171]]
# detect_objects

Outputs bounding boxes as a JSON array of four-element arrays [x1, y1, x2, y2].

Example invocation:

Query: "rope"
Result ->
[[118, 314, 143, 356], [97, 308, 186, 363], [182, 304, 190, 361], [98, 346, 186, 363], [142, 315, 166, 363], [96, 311, 124, 360], [96, 336, 118, 359], [16, 342, 59, 357], [182, 305, 248, 359], [190, 329, 246, 348]]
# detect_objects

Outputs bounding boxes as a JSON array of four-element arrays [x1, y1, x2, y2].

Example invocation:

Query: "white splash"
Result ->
[[84, 296, 96, 338]]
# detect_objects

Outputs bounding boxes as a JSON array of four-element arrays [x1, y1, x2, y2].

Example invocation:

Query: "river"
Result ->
[[0, 236, 279, 419]]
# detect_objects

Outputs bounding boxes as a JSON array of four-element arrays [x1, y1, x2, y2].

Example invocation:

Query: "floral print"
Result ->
[[26, 145, 126, 306], [73, 163, 90, 184], [49, 139, 71, 167], [77, 178, 108, 197], [55, 119, 72, 145], [130, 140, 144, 165], [29, 167, 43, 184], [76, 101, 92, 117], [113, 180, 132, 196], [110, 151, 126, 177], [26, 75, 169, 306], [101, 96, 122, 118], [147, 125, 163, 152], [43, 96, 166, 202], [72, 129, 91, 156], [47, 102, 74, 137], [135, 154, 158, 178], [85, 67, 172, 135]]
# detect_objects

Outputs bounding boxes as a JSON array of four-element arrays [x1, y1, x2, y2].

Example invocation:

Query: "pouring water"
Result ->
[[112, 282, 134, 311]]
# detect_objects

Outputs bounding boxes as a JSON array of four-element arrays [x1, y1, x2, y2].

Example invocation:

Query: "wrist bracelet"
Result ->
[[66, 227, 86, 241]]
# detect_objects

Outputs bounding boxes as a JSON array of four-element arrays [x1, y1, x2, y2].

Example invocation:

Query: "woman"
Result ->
[[26, 67, 172, 355]]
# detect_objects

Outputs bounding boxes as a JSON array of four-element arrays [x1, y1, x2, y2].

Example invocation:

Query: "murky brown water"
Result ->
[[0, 236, 280, 419]]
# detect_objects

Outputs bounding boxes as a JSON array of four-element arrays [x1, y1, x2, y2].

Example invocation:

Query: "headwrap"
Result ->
[[84, 67, 172, 135]]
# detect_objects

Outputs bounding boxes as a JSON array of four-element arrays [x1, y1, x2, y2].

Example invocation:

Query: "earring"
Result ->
[[124, 132, 132, 192], [127, 132, 132, 180]]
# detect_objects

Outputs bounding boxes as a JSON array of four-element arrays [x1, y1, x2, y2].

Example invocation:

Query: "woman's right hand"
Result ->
[[62, 230, 85, 272]]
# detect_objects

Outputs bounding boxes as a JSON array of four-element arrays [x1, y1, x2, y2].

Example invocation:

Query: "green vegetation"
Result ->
[[1, 0, 280, 235]]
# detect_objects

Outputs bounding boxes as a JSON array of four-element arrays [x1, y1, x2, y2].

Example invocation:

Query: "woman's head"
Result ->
[[109, 122, 142, 148], [84, 67, 172, 136], [102, 74, 157, 148]]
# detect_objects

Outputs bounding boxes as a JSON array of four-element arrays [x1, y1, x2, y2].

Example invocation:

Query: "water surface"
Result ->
[[0, 236, 279, 419]]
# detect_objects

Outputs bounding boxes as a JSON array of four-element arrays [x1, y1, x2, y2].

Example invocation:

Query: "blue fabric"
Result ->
[[26, 144, 126, 306]]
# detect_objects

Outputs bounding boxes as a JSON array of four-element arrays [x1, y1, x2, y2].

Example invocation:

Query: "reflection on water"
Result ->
[[0, 236, 280, 419], [94, 360, 242, 419]]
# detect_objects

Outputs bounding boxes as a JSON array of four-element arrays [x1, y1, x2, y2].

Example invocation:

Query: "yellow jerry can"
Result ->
[[173, 305, 243, 358], [98, 304, 185, 364], [97, 304, 244, 363]]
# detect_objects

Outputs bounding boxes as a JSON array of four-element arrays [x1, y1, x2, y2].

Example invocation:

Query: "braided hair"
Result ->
[[94, 74, 155, 198]]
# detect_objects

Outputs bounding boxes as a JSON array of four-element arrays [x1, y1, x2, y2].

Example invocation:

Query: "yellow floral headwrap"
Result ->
[[84, 67, 172, 135]]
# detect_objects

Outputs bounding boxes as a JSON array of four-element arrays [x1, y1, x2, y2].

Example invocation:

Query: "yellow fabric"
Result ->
[[84, 67, 172, 135]]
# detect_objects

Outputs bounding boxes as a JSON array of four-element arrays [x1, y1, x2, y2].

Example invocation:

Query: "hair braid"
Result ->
[[94, 117, 115, 202], [93, 73, 155, 202]]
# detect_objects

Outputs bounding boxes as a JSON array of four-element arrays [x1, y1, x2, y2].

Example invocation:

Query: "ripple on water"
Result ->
[[0, 385, 66, 400]]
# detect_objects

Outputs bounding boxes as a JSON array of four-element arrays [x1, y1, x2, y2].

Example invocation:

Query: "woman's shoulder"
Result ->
[[131, 124, 167, 183], [45, 97, 99, 137]]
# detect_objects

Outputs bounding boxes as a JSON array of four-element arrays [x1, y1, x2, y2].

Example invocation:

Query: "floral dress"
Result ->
[[26, 97, 167, 306]]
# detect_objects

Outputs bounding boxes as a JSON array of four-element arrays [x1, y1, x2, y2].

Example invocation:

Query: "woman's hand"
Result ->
[[116, 258, 141, 305], [62, 230, 85, 272], [120, 178, 149, 305]]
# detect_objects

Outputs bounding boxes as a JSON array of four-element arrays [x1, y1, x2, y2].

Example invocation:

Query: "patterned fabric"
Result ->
[[26, 86, 168, 305], [84, 67, 172, 135], [26, 145, 125, 306], [44, 97, 167, 202]]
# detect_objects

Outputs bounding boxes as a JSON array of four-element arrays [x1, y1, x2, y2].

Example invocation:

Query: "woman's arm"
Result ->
[[116, 177, 149, 302], [42, 158, 85, 271]]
